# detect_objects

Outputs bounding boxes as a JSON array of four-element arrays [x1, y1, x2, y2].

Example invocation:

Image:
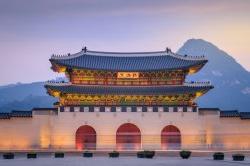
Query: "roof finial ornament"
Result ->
[[166, 47, 171, 53], [82, 46, 87, 53]]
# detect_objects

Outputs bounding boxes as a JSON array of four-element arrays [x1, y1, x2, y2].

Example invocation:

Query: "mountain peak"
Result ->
[[184, 38, 215, 47], [178, 39, 250, 112], [179, 38, 221, 57]]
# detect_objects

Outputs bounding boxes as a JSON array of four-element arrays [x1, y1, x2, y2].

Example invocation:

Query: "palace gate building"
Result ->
[[0, 48, 250, 151]]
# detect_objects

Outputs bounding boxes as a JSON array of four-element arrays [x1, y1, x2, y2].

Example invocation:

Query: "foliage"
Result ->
[[3, 153, 14, 159], [83, 151, 93, 157], [27, 153, 37, 159], [109, 151, 119, 158], [232, 154, 245, 161], [213, 152, 224, 160], [179, 150, 191, 159], [55, 152, 64, 158], [137, 151, 155, 158]]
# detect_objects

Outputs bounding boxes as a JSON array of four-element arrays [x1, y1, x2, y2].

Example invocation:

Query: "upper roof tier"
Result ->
[[50, 49, 207, 72]]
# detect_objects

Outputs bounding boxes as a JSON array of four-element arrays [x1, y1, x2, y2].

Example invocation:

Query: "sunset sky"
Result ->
[[0, 0, 250, 85]]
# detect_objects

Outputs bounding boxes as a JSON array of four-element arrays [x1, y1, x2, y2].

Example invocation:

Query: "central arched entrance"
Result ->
[[116, 123, 141, 150], [75, 125, 96, 150], [161, 125, 181, 150]]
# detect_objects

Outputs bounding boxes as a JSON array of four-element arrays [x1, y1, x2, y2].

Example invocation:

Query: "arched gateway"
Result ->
[[161, 125, 181, 150], [75, 125, 96, 150], [116, 123, 141, 150]]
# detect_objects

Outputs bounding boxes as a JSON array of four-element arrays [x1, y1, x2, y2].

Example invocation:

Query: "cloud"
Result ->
[[1, 0, 249, 19]]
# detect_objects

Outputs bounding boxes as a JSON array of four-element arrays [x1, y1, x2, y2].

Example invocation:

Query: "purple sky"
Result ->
[[0, 0, 250, 85]]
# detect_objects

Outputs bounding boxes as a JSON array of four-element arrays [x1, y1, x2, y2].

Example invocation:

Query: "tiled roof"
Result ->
[[0, 113, 11, 119], [45, 83, 213, 95], [32, 108, 57, 111], [239, 112, 250, 119], [220, 110, 240, 117], [0, 109, 57, 119], [199, 108, 220, 111], [50, 50, 207, 71], [11, 110, 32, 117], [0, 111, 32, 119], [220, 110, 250, 119]]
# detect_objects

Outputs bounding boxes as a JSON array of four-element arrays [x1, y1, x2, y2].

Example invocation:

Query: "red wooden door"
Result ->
[[75, 125, 96, 150], [116, 123, 141, 150], [161, 125, 181, 150]]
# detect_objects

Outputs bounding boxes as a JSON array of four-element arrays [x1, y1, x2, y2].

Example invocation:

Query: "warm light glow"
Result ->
[[206, 131, 213, 145], [196, 92, 203, 97], [40, 127, 50, 148], [57, 66, 67, 73], [52, 91, 60, 97], [52, 134, 73, 149], [188, 68, 197, 74]]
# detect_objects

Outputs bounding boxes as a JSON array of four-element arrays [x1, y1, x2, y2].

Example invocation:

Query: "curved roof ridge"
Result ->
[[51, 49, 206, 61], [86, 50, 167, 56], [172, 52, 206, 61], [51, 50, 84, 60]]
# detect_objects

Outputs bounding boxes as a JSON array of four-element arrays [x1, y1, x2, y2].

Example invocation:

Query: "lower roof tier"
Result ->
[[45, 82, 213, 96]]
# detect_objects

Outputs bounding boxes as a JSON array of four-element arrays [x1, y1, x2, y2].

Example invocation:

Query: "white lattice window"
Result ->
[[64, 107, 70, 112], [158, 107, 163, 112], [127, 107, 132, 112], [74, 107, 80, 112], [94, 107, 100, 112], [178, 107, 183, 112], [116, 107, 121, 112], [147, 107, 153, 112], [105, 107, 111, 112], [84, 107, 89, 112], [187, 107, 192, 112], [137, 107, 142, 112]]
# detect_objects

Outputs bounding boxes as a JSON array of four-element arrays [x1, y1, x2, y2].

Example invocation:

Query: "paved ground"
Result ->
[[1, 156, 250, 166]]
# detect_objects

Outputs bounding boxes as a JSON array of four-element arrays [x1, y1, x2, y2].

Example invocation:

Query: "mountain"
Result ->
[[0, 82, 56, 112], [0, 95, 56, 112], [0, 82, 45, 105], [0, 39, 249, 112], [178, 39, 250, 112]]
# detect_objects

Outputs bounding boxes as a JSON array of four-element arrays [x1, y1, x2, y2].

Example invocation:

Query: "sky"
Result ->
[[0, 0, 250, 85]]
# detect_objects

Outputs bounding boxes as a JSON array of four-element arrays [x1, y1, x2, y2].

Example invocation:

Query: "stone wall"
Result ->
[[0, 108, 249, 151]]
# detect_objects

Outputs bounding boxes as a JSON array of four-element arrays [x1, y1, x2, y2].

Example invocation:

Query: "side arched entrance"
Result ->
[[116, 123, 141, 150], [75, 125, 96, 150], [161, 125, 181, 150]]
